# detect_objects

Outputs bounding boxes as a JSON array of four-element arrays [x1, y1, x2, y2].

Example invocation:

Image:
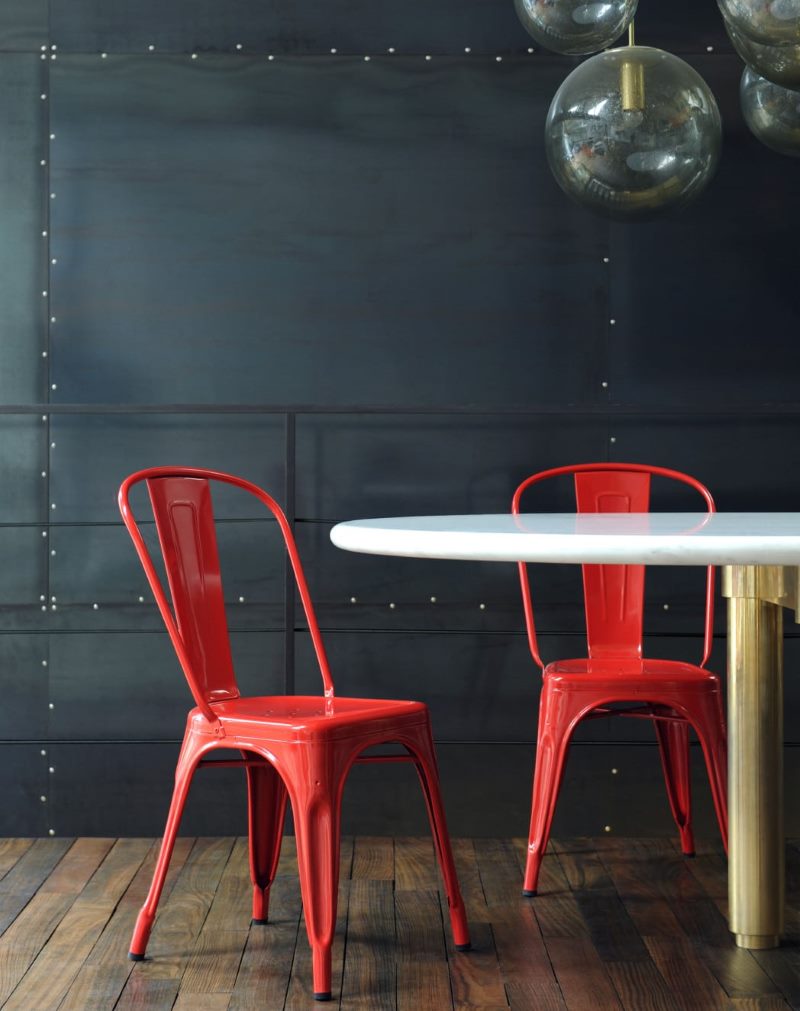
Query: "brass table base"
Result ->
[[722, 565, 791, 951]]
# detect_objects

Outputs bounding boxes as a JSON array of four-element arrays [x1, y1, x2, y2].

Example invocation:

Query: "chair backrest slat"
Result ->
[[147, 475, 239, 703], [574, 469, 650, 660]]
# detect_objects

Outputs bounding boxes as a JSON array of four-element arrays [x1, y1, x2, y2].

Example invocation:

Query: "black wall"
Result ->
[[1, 1, 798, 840]]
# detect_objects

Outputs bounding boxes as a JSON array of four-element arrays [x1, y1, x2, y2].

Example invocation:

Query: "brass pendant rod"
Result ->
[[628, 20, 635, 47]]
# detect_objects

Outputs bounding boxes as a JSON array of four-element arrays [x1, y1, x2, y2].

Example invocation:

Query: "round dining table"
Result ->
[[331, 511, 800, 950]]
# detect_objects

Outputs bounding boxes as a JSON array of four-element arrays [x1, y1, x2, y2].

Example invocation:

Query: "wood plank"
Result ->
[[511, 837, 571, 894], [228, 876, 302, 1011], [488, 903, 567, 1008], [543, 936, 623, 1011], [283, 837, 353, 1009], [352, 836, 394, 880], [38, 837, 115, 895], [130, 836, 235, 983], [594, 836, 706, 902], [0, 891, 74, 1003], [451, 838, 488, 914], [1, 838, 151, 1010], [505, 979, 567, 1010], [2, 900, 117, 1010], [338, 879, 395, 1010], [573, 892, 651, 963], [668, 897, 781, 1000], [58, 838, 195, 1011], [396, 889, 452, 1011], [606, 960, 683, 1011], [751, 948, 800, 1010], [445, 920, 507, 1010], [473, 839, 526, 906], [643, 934, 730, 1010], [395, 836, 438, 891], [173, 995, 231, 1010], [114, 976, 180, 1010], [0, 838, 72, 934], [550, 838, 615, 893], [0, 839, 33, 882]]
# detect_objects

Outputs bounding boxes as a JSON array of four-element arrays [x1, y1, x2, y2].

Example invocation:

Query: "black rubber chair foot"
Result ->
[[128, 952, 145, 962], [455, 942, 472, 952], [522, 889, 537, 897], [251, 917, 269, 925], [684, 852, 696, 859], [313, 993, 332, 1002]]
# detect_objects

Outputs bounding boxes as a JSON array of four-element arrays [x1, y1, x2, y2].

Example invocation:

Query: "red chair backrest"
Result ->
[[118, 467, 335, 722], [511, 463, 716, 670]]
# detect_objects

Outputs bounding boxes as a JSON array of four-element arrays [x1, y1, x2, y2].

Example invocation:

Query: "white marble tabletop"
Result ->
[[330, 512, 800, 566]]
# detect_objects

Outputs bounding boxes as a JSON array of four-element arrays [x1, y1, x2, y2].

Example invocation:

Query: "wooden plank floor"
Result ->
[[0, 836, 798, 1010]]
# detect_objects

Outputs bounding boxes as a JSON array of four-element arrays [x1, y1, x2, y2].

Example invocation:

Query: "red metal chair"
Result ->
[[118, 466, 470, 1001], [512, 463, 728, 896]]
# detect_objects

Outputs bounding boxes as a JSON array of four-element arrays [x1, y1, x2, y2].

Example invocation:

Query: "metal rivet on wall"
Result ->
[[706, 45, 714, 52], [92, 603, 99, 610], [48, 829, 55, 836], [464, 47, 471, 53], [388, 47, 396, 53], [604, 824, 612, 832], [235, 44, 243, 51], [238, 596, 245, 603], [609, 318, 616, 325], [479, 603, 486, 610], [40, 795, 47, 803], [430, 596, 437, 603], [602, 256, 610, 263], [663, 603, 670, 610], [41, 469, 46, 476], [610, 436, 617, 443], [268, 55, 275, 61], [51, 604, 57, 610], [48, 767, 55, 774], [425, 54, 432, 61], [138, 595, 145, 602], [41, 531, 47, 538], [349, 596, 357, 603], [601, 381, 608, 388], [50, 549, 56, 556], [495, 55, 503, 62], [364, 55, 371, 62], [191, 53, 198, 59], [330, 48, 337, 54], [528, 47, 535, 53], [101, 52, 108, 59], [389, 602, 396, 609], [40, 749, 47, 756], [611, 767, 618, 774], [41, 659, 47, 667], [147, 44, 155, 52], [48, 703, 54, 710]]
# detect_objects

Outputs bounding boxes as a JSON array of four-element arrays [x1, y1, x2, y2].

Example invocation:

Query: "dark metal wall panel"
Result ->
[[0, 745, 48, 836], [49, 56, 606, 407], [0, 1, 47, 51], [47, 631, 284, 740], [0, 637, 49, 739], [0, 528, 46, 605], [0, 417, 47, 524], [608, 416, 800, 512], [49, 521, 285, 629], [0, 56, 46, 404], [608, 56, 800, 408], [47, 0, 730, 56], [295, 415, 610, 521], [48, 414, 285, 522]]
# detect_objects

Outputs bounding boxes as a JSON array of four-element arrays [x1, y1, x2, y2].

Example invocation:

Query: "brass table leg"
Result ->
[[723, 565, 786, 950]]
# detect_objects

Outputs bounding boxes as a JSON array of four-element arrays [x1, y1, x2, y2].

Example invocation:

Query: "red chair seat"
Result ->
[[194, 695, 429, 742], [546, 657, 720, 685]]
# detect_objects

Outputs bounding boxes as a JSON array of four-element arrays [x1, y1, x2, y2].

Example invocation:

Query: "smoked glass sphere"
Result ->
[[740, 65, 800, 155], [514, 0, 637, 55], [717, 0, 800, 46], [724, 20, 800, 87], [545, 47, 722, 219]]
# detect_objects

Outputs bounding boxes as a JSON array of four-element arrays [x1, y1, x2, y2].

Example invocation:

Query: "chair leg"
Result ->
[[653, 709, 695, 856], [523, 683, 575, 896], [403, 724, 470, 950], [129, 736, 201, 960], [291, 754, 346, 1002], [244, 756, 288, 924], [690, 691, 728, 853]]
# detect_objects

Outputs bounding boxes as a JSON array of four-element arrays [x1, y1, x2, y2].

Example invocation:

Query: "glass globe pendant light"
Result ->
[[544, 25, 723, 218], [723, 20, 800, 87], [718, 0, 800, 46], [514, 0, 638, 55], [718, 0, 800, 87], [740, 64, 800, 155]]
